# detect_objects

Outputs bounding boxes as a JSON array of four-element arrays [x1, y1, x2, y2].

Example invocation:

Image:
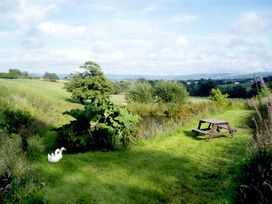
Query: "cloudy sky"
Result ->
[[0, 0, 271, 75]]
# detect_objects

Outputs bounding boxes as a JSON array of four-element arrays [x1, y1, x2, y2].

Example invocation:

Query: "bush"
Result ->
[[126, 81, 154, 103], [0, 133, 42, 202], [57, 100, 140, 152], [236, 79, 272, 203], [208, 88, 229, 106], [0, 109, 33, 134], [236, 150, 272, 204], [153, 81, 188, 103]]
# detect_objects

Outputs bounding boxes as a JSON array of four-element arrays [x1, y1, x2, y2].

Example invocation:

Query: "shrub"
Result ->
[[236, 79, 272, 203], [126, 81, 154, 103], [0, 133, 42, 202], [64, 61, 113, 104], [153, 81, 188, 104], [57, 100, 140, 152], [208, 88, 229, 106], [0, 108, 33, 134], [43, 72, 59, 82], [127, 102, 159, 116]]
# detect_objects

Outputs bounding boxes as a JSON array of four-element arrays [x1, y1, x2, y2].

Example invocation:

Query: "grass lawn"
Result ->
[[35, 109, 253, 204], [0, 79, 70, 100], [0, 79, 253, 203]]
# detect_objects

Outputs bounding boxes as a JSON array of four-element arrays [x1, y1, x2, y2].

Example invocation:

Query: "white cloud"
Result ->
[[232, 12, 270, 34], [110, 50, 125, 61], [142, 3, 162, 12], [0, 2, 271, 75], [0, 0, 57, 25], [38, 22, 88, 37], [214, 34, 263, 48], [176, 36, 189, 47], [169, 15, 199, 23], [21, 37, 44, 49]]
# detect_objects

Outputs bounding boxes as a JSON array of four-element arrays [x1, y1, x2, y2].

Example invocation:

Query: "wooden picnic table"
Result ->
[[192, 118, 237, 139]]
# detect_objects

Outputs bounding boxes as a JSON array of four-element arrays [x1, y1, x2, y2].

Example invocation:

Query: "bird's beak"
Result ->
[[64, 148, 66, 151]]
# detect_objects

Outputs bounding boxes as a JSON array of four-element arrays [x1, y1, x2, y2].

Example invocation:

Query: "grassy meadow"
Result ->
[[0, 79, 254, 203]]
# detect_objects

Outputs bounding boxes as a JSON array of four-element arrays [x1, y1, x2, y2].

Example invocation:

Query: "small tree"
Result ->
[[153, 81, 188, 103], [197, 79, 217, 96], [57, 100, 140, 151], [43, 72, 59, 82], [58, 61, 139, 151], [9, 69, 21, 78], [125, 81, 154, 103], [64, 61, 113, 104], [208, 88, 229, 105]]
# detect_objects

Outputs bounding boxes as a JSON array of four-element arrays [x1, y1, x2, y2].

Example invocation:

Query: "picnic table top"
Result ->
[[199, 118, 228, 124]]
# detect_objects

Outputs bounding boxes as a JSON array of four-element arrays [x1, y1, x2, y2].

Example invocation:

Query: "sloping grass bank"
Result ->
[[0, 79, 253, 203], [34, 109, 253, 203]]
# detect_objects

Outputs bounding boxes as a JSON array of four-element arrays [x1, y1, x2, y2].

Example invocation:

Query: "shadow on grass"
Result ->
[[183, 130, 229, 140], [64, 98, 81, 104], [36, 135, 252, 204], [38, 149, 190, 203]]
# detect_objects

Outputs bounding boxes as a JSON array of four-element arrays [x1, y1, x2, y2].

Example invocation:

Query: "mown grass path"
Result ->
[[35, 109, 253, 204]]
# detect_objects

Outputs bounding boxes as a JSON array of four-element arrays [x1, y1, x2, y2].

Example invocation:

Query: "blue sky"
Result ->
[[0, 0, 271, 75]]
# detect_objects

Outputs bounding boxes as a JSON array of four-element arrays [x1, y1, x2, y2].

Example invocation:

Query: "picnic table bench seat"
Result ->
[[192, 118, 237, 139]]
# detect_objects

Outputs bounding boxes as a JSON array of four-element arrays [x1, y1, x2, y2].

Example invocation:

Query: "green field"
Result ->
[[0, 79, 253, 203]]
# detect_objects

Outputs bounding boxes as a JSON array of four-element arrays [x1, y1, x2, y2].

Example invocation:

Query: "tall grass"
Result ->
[[0, 81, 80, 203], [0, 132, 44, 203], [236, 81, 272, 203], [134, 99, 247, 140], [0, 79, 256, 203]]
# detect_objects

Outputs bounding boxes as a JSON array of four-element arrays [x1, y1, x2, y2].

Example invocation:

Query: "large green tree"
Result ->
[[58, 61, 139, 152], [43, 72, 59, 82], [64, 61, 113, 104]]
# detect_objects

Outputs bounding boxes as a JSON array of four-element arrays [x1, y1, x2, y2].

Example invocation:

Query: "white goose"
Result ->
[[48, 147, 66, 163]]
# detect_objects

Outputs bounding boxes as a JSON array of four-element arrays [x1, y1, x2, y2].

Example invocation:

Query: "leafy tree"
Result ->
[[9, 69, 21, 78], [113, 81, 131, 94], [20, 71, 29, 78], [208, 88, 229, 105], [153, 81, 188, 103], [58, 61, 139, 151], [43, 72, 59, 82], [197, 79, 217, 96], [222, 85, 248, 98], [125, 81, 154, 103], [64, 61, 113, 104], [57, 100, 139, 152]]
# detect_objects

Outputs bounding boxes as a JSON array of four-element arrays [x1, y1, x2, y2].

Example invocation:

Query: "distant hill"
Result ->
[[29, 72, 272, 81], [106, 72, 272, 81]]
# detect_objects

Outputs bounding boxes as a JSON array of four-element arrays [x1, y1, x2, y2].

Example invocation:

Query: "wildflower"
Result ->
[[259, 76, 265, 86], [268, 104, 272, 112]]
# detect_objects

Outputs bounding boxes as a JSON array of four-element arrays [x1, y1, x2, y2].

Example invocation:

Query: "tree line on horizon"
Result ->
[[0, 69, 59, 82], [1, 68, 272, 98]]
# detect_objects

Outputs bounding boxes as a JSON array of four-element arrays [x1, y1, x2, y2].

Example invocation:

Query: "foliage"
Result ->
[[0, 133, 43, 203], [0, 77, 255, 203], [0, 108, 33, 134], [196, 79, 217, 96], [236, 78, 272, 203], [208, 88, 229, 105], [113, 81, 131, 94], [153, 81, 188, 103], [0, 69, 30, 79], [64, 61, 113, 104], [236, 150, 272, 204], [221, 85, 248, 98], [57, 100, 140, 152], [125, 81, 154, 103], [43, 72, 59, 82], [126, 80, 188, 104], [37, 109, 252, 203]]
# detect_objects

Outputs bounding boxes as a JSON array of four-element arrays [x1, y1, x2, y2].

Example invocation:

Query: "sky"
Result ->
[[0, 0, 271, 75]]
